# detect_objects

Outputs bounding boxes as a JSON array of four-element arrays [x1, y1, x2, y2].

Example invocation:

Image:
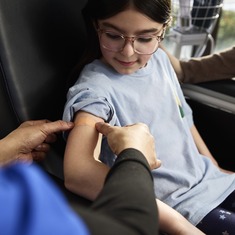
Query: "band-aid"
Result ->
[[74, 117, 97, 128]]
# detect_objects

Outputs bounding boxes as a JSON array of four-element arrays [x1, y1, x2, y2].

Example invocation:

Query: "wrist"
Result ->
[[0, 136, 18, 166]]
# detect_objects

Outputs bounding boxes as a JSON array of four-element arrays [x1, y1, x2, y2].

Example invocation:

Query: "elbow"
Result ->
[[63, 174, 82, 198], [64, 172, 83, 195], [64, 175, 76, 193], [64, 173, 97, 201]]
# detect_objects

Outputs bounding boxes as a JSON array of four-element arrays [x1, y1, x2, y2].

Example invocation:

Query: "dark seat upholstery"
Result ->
[[0, 0, 87, 179]]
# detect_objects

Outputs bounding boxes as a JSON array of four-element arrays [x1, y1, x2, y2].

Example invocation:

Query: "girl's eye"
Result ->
[[137, 37, 153, 43], [105, 32, 122, 40]]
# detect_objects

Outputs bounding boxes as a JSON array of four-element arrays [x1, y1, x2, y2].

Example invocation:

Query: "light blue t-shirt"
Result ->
[[63, 48, 235, 225]]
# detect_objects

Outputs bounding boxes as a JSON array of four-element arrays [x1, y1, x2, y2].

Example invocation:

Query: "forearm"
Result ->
[[157, 199, 205, 235], [191, 126, 234, 174], [0, 137, 18, 166], [64, 160, 110, 201], [89, 148, 159, 235], [190, 125, 218, 165], [180, 47, 235, 83]]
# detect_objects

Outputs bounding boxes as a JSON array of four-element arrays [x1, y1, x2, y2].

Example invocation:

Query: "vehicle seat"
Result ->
[[0, 0, 87, 179]]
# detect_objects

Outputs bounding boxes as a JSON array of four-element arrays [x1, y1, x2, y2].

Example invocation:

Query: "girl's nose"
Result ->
[[120, 40, 135, 57]]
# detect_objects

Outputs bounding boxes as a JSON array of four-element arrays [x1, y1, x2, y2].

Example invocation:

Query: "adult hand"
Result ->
[[0, 120, 74, 166], [95, 122, 160, 170]]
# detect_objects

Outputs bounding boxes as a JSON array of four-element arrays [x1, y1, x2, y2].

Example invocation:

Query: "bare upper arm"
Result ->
[[63, 111, 109, 199]]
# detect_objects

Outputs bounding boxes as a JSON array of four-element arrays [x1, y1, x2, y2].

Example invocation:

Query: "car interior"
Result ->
[[0, 0, 234, 213], [0, 0, 91, 206], [167, 0, 235, 172]]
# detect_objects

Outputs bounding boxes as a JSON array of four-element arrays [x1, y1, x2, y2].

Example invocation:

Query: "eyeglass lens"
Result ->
[[100, 32, 160, 54]]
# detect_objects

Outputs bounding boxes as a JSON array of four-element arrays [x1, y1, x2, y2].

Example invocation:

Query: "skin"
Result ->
[[96, 124, 205, 235], [0, 120, 74, 166], [64, 7, 205, 235], [95, 122, 160, 169], [98, 8, 164, 75]]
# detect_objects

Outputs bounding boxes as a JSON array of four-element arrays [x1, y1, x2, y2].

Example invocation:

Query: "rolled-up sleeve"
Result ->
[[63, 85, 115, 124]]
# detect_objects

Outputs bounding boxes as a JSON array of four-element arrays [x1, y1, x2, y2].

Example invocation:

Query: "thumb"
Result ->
[[41, 120, 74, 135], [95, 122, 112, 136]]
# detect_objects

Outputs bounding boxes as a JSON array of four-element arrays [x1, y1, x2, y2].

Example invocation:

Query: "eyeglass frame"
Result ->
[[96, 26, 166, 55]]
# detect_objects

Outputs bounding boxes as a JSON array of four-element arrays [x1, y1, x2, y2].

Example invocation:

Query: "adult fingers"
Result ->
[[44, 133, 58, 143], [34, 143, 51, 152], [149, 159, 162, 170], [31, 151, 46, 162], [40, 120, 74, 135], [95, 122, 112, 136], [19, 119, 51, 128]]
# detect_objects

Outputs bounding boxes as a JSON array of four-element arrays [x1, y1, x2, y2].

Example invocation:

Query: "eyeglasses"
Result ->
[[97, 28, 165, 55]]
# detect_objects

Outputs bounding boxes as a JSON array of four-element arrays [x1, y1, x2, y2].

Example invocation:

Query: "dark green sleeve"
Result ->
[[82, 148, 159, 235]]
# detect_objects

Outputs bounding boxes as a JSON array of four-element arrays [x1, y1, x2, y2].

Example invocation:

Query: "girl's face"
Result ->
[[97, 8, 164, 75]]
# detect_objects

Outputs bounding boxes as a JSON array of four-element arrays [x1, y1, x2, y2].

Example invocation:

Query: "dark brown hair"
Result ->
[[68, 0, 171, 87]]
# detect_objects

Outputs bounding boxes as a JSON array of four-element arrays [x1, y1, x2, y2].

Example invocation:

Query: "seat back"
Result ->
[[0, 0, 87, 178]]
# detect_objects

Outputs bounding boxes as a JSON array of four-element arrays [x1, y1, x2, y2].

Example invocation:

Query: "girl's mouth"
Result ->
[[117, 60, 136, 67]]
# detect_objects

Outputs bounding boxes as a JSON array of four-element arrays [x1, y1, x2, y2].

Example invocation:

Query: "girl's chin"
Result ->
[[114, 65, 139, 75]]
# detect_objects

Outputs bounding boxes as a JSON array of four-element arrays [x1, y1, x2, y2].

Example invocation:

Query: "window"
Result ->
[[215, 0, 235, 51], [164, 0, 235, 58]]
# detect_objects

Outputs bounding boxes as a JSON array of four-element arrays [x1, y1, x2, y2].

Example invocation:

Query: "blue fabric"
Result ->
[[0, 163, 89, 235], [196, 190, 235, 234], [63, 48, 235, 225]]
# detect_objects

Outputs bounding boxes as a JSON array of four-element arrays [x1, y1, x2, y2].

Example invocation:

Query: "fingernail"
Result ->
[[95, 122, 101, 128], [67, 122, 74, 127]]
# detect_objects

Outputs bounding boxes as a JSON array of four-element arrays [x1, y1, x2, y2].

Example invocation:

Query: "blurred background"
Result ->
[[164, 0, 235, 59]]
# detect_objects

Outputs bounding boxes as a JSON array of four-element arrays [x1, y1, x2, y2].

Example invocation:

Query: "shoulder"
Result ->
[[154, 48, 170, 60], [151, 48, 173, 68], [151, 48, 176, 76], [77, 60, 115, 85], [67, 60, 116, 99], [67, 60, 112, 93], [81, 60, 108, 78]]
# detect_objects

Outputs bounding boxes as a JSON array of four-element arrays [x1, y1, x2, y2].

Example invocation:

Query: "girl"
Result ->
[[63, 0, 235, 234]]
